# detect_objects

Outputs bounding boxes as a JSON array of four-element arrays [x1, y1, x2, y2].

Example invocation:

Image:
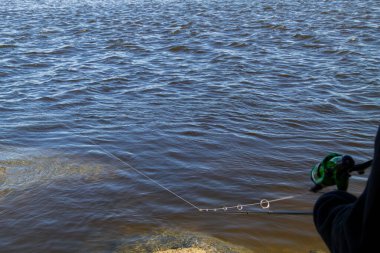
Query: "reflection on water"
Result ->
[[1, 0, 379, 252]]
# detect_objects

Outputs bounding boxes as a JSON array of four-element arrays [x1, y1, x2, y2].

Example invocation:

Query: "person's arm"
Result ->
[[351, 125, 380, 251], [313, 125, 380, 253]]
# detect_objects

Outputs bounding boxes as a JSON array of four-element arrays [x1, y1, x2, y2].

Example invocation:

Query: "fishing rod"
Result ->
[[200, 153, 372, 215], [200, 210, 313, 216], [225, 211, 313, 215], [206, 153, 373, 216]]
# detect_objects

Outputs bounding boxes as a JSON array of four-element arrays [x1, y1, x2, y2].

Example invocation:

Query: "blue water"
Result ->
[[1, 0, 379, 252]]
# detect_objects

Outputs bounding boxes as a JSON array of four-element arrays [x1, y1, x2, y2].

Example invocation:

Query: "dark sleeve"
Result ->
[[313, 190, 358, 253], [353, 124, 380, 251], [313, 125, 380, 253]]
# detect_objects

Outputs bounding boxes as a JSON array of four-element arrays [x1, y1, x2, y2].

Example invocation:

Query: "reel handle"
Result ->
[[350, 160, 373, 174]]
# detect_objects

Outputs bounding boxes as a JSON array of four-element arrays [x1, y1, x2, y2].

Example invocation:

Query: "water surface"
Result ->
[[1, 0, 379, 252]]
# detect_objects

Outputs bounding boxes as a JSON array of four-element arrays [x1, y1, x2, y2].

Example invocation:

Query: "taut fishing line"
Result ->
[[61, 122, 313, 215]]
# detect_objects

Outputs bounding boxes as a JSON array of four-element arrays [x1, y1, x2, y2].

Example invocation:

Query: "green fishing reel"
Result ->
[[310, 153, 372, 192]]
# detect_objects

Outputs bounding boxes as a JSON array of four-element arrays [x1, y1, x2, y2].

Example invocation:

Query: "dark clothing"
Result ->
[[313, 125, 380, 253]]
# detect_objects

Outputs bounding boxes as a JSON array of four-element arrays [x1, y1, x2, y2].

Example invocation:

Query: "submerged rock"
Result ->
[[115, 229, 252, 253], [0, 153, 105, 191], [0, 166, 6, 182], [156, 248, 207, 253], [0, 166, 11, 197]]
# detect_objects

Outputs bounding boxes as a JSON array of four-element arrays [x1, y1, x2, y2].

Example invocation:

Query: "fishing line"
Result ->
[[60, 122, 312, 213], [60, 122, 201, 210]]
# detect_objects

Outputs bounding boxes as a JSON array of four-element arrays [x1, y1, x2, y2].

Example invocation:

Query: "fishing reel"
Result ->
[[310, 153, 372, 193]]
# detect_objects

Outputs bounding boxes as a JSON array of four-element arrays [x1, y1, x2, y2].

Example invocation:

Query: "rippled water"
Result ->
[[1, 0, 379, 252]]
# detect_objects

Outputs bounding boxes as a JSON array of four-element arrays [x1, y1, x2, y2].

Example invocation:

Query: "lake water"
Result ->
[[0, 0, 379, 252]]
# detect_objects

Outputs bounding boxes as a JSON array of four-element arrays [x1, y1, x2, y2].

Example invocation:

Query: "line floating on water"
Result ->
[[61, 122, 201, 210], [61, 122, 309, 213]]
